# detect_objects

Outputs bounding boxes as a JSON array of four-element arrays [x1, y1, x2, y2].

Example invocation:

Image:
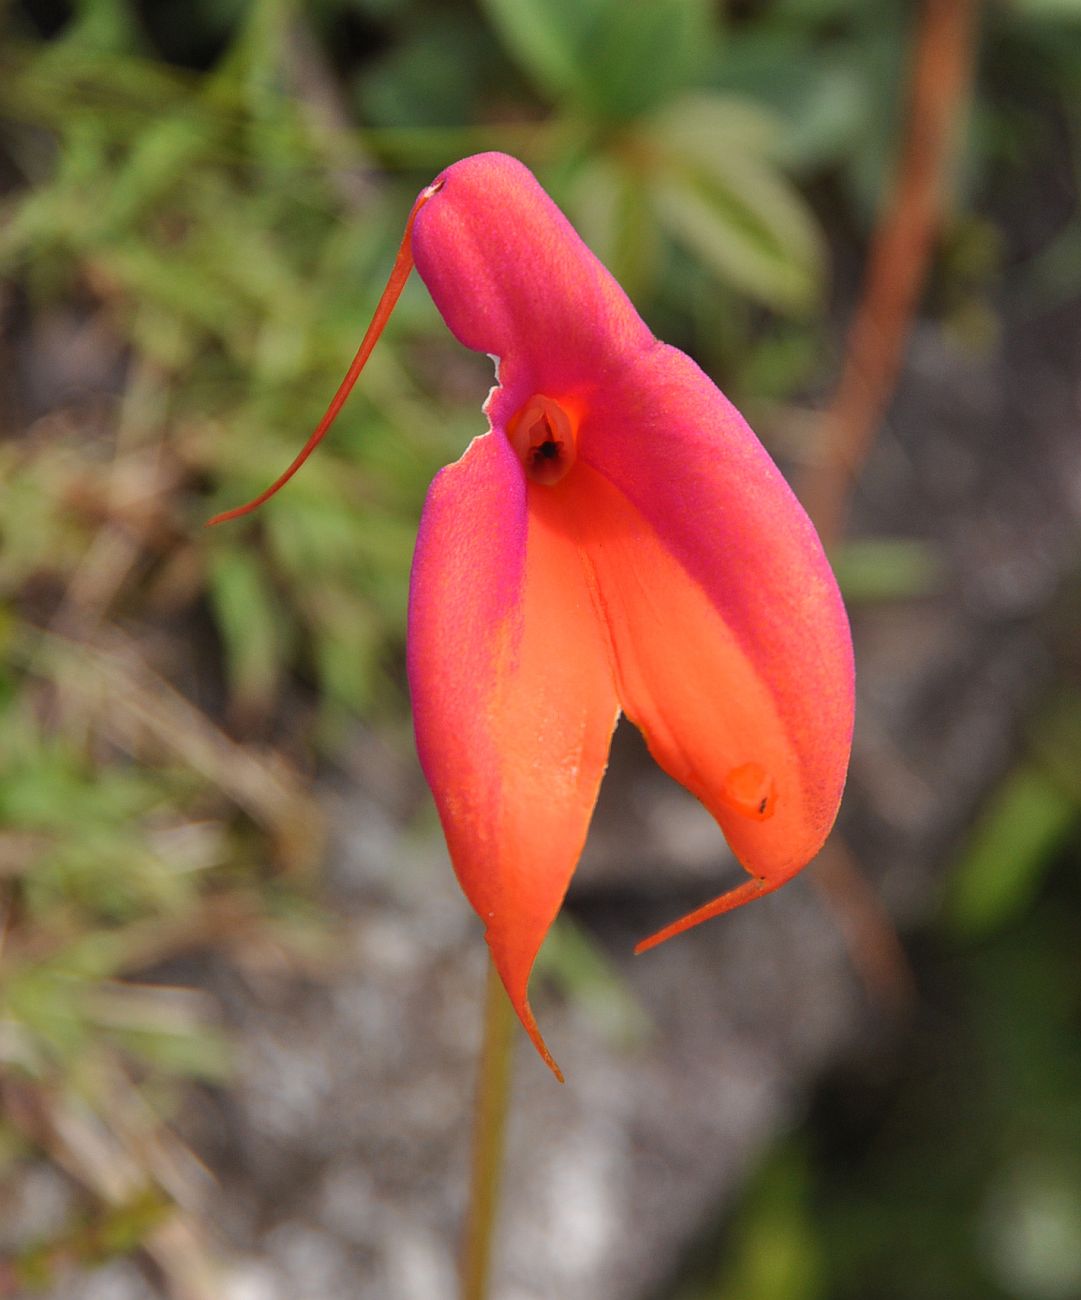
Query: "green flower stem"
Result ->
[[460, 958, 516, 1300]]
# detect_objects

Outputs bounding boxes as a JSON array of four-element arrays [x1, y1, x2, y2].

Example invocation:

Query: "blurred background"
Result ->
[[1, 0, 1081, 1296]]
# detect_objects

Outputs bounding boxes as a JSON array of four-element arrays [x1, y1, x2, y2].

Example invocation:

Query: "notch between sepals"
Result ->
[[206, 179, 445, 527]]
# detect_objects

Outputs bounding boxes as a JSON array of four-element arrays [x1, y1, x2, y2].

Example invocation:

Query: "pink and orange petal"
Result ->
[[211, 152, 855, 1079]]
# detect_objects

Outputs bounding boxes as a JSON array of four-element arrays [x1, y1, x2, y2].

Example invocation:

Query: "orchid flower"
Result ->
[[211, 153, 854, 1081]]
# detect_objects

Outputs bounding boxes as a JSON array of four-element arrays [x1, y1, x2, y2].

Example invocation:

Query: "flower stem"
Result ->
[[460, 958, 516, 1300]]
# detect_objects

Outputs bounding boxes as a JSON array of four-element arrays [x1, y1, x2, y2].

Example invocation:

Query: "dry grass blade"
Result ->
[[1, 1069, 221, 1300], [28, 626, 324, 873]]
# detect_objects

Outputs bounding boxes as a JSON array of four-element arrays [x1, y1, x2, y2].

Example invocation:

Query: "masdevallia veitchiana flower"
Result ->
[[211, 154, 855, 1081]]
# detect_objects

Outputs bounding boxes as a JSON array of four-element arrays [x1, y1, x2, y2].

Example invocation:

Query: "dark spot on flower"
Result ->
[[508, 395, 578, 485]]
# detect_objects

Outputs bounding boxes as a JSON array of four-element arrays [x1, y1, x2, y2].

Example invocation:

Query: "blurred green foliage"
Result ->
[[688, 828, 1081, 1300], [9, 1187, 171, 1292], [673, 691, 1081, 1300], [2, 0, 1081, 1290]]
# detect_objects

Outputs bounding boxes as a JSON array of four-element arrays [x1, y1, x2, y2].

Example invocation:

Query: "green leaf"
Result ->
[[207, 547, 289, 715], [310, 592, 383, 719], [942, 765, 1077, 939], [478, 0, 595, 100], [482, 0, 715, 118], [536, 916, 651, 1047], [648, 94, 823, 312], [355, 14, 496, 129], [1029, 690, 1081, 806], [683, 1143, 825, 1300], [90, 242, 241, 338], [653, 168, 820, 312], [97, 113, 213, 235], [833, 538, 946, 602], [585, 0, 714, 120], [567, 154, 662, 300], [1010, 0, 1081, 20], [650, 91, 783, 160]]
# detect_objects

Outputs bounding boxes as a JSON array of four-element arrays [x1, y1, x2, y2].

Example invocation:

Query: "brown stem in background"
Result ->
[[810, 836, 917, 1016], [800, 0, 981, 549], [802, 0, 980, 1011]]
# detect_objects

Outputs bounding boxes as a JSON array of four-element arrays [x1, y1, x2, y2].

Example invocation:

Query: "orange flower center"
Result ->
[[508, 395, 578, 485]]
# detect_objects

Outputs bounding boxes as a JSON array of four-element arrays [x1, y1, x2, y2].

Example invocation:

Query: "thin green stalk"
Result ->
[[460, 958, 516, 1300]]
